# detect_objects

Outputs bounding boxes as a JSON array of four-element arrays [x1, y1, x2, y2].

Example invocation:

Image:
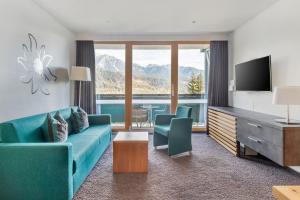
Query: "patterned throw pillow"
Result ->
[[54, 111, 68, 141], [70, 107, 89, 133], [42, 113, 68, 142]]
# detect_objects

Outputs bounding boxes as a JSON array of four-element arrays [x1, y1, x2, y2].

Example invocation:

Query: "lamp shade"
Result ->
[[272, 86, 300, 105], [69, 66, 91, 81]]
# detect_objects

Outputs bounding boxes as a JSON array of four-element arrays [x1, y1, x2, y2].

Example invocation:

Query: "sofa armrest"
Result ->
[[0, 143, 73, 200], [155, 114, 176, 125], [88, 114, 111, 125]]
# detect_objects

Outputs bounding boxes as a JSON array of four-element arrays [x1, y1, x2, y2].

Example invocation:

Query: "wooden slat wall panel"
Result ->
[[209, 124, 236, 139], [208, 108, 238, 156], [209, 130, 236, 149], [208, 112, 236, 126], [208, 109, 236, 121], [208, 117, 236, 131], [209, 128, 236, 146], [209, 134, 237, 155]]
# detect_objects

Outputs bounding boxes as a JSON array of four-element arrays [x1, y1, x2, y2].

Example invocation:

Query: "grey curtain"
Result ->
[[74, 41, 96, 114], [208, 41, 228, 107]]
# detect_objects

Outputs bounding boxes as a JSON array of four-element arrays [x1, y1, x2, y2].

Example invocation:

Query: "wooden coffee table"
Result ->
[[272, 186, 300, 200], [113, 132, 148, 173]]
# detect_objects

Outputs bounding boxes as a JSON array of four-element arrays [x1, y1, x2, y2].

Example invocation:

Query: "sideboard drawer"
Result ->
[[237, 131, 283, 165], [237, 118, 284, 165], [237, 118, 283, 147]]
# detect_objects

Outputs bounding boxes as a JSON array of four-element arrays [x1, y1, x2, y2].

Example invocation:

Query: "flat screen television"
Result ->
[[235, 56, 272, 91]]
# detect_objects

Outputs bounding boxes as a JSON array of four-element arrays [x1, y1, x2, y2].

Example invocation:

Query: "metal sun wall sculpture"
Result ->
[[17, 33, 57, 95]]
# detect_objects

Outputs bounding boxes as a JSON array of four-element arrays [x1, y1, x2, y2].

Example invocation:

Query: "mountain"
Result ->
[[95, 54, 204, 94], [96, 54, 125, 72]]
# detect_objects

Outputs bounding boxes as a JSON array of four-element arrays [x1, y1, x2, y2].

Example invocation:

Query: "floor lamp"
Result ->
[[70, 66, 91, 107]]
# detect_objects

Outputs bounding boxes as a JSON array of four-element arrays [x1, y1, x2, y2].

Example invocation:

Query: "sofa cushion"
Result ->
[[155, 125, 170, 137], [67, 125, 111, 172], [70, 108, 89, 133]]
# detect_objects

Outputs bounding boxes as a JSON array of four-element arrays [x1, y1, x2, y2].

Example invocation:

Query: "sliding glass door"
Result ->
[[178, 44, 210, 129], [95, 44, 126, 128], [94, 42, 209, 131], [131, 45, 171, 129]]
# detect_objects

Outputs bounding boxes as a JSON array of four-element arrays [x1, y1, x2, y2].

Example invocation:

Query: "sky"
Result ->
[[95, 48, 205, 69]]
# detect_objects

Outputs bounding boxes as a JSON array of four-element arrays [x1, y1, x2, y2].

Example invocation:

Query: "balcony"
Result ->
[[96, 94, 207, 128]]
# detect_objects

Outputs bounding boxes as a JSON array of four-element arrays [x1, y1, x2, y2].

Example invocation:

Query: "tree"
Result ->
[[187, 73, 205, 94]]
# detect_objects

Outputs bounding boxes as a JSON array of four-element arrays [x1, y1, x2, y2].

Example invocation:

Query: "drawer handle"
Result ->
[[247, 123, 262, 128], [248, 136, 263, 144]]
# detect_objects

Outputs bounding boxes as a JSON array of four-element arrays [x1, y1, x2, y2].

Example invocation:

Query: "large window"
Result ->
[[95, 42, 209, 131]]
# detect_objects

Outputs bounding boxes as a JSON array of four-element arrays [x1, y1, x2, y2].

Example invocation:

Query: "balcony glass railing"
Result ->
[[96, 94, 207, 128]]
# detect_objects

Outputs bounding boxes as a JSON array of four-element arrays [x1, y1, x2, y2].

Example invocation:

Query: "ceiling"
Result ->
[[33, 0, 278, 35]]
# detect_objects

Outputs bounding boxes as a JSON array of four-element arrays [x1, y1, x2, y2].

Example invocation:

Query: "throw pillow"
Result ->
[[42, 113, 68, 142], [54, 111, 68, 141], [70, 107, 89, 133]]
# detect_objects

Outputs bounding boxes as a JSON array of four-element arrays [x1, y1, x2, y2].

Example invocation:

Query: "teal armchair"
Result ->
[[153, 106, 193, 156]]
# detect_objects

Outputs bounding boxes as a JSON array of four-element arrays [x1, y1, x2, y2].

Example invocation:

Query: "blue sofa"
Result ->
[[0, 107, 112, 200]]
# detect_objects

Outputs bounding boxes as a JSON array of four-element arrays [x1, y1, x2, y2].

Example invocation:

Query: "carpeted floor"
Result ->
[[74, 134, 300, 200]]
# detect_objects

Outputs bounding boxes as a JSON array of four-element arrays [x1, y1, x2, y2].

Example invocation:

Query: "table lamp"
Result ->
[[70, 66, 91, 106], [272, 86, 300, 124]]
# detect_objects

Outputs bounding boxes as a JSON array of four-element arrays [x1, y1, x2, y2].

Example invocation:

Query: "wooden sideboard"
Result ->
[[208, 106, 300, 166]]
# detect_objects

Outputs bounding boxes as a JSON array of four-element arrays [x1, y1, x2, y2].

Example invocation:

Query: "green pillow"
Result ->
[[42, 113, 68, 142], [70, 107, 89, 133]]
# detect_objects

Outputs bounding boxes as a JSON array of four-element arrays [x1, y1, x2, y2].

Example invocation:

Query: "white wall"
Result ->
[[0, 0, 75, 122], [231, 0, 300, 120]]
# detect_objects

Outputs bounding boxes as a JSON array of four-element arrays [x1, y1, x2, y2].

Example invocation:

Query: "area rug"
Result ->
[[74, 134, 300, 200]]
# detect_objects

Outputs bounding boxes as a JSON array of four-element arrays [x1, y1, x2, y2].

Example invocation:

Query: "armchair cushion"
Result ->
[[154, 125, 170, 137], [155, 114, 175, 125]]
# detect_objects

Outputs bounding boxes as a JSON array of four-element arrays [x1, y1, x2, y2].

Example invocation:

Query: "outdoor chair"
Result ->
[[132, 108, 149, 128]]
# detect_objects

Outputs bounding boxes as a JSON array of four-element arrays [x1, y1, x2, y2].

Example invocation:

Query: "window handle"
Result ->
[[171, 84, 175, 97]]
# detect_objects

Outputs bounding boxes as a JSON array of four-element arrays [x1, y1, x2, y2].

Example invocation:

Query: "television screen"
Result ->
[[235, 56, 271, 91]]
